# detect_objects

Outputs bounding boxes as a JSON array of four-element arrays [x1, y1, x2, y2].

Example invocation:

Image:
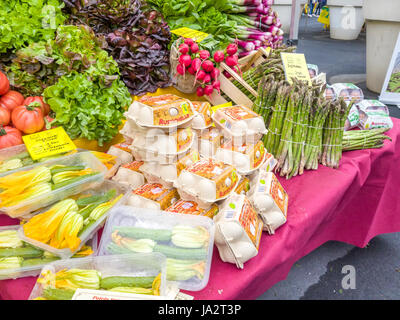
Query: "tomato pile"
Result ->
[[0, 71, 52, 149]]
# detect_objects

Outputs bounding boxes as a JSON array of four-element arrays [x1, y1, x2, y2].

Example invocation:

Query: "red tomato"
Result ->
[[23, 96, 50, 116], [0, 71, 9, 96], [0, 90, 24, 112], [0, 126, 23, 149], [0, 106, 10, 126], [11, 104, 44, 134]]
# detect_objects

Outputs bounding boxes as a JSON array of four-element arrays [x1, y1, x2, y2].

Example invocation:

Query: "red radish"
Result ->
[[201, 60, 214, 73], [212, 80, 221, 94], [204, 85, 214, 96], [199, 50, 210, 60], [179, 54, 192, 67], [210, 68, 220, 79], [225, 55, 238, 67], [191, 58, 201, 71], [223, 70, 231, 78], [187, 66, 196, 75], [213, 50, 225, 63], [196, 86, 204, 97], [176, 64, 185, 75], [184, 38, 194, 46], [203, 74, 211, 84], [190, 43, 199, 53], [226, 43, 238, 56], [196, 69, 206, 81], [178, 43, 189, 55]]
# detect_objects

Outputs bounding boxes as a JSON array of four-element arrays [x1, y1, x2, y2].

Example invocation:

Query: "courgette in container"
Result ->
[[42, 287, 76, 300], [0, 246, 43, 258], [100, 276, 155, 290], [153, 244, 207, 260], [114, 226, 172, 242]]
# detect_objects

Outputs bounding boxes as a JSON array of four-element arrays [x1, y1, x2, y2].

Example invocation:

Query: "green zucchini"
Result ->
[[50, 165, 85, 175], [0, 247, 44, 259], [51, 172, 100, 190], [77, 203, 98, 219], [114, 226, 172, 242], [21, 257, 60, 267], [100, 276, 155, 290], [42, 287, 76, 300], [106, 243, 133, 255], [76, 189, 116, 207], [154, 244, 207, 260]]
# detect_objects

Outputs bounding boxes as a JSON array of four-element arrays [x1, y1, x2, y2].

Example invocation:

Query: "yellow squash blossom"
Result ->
[[52, 168, 94, 185], [46, 268, 101, 290], [49, 210, 83, 251], [0, 182, 52, 207]]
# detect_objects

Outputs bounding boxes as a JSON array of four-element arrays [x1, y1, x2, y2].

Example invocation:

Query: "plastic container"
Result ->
[[97, 205, 215, 291], [111, 161, 145, 190], [307, 64, 319, 79], [107, 142, 133, 165], [324, 85, 337, 101], [126, 94, 196, 128], [28, 253, 167, 300], [356, 100, 393, 130], [197, 127, 225, 158], [0, 152, 107, 219], [234, 177, 251, 196], [191, 101, 213, 130], [213, 193, 263, 269], [140, 150, 200, 188], [18, 180, 128, 259], [175, 158, 240, 204], [331, 83, 364, 103], [215, 140, 266, 175], [127, 183, 180, 211], [247, 172, 288, 235], [0, 225, 98, 280], [344, 104, 360, 131], [211, 105, 267, 144], [165, 199, 219, 219]]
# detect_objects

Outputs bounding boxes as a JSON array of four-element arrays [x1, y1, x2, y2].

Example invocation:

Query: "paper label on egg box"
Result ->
[[211, 102, 233, 113], [22, 127, 76, 161], [281, 52, 312, 86], [171, 27, 209, 42]]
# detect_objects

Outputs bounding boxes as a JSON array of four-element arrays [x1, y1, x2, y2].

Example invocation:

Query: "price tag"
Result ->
[[171, 27, 209, 42], [211, 102, 233, 113], [281, 52, 312, 86], [22, 127, 76, 161]]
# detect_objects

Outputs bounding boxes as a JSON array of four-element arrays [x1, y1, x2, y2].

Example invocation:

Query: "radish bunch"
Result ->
[[176, 38, 241, 97]]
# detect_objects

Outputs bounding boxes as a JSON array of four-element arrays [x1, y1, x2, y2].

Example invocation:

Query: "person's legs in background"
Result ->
[[308, 0, 314, 17]]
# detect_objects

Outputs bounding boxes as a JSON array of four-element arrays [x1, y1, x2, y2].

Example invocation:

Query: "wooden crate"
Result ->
[[205, 47, 272, 109]]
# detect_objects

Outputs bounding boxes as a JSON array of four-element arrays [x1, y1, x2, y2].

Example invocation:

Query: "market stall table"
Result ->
[[1, 118, 399, 300]]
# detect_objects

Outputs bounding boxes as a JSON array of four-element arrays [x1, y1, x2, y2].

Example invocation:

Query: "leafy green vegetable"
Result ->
[[0, 0, 67, 54], [43, 71, 131, 146]]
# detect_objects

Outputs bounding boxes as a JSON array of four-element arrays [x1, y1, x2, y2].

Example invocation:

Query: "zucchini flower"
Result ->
[[171, 225, 210, 249], [152, 273, 162, 296], [49, 210, 83, 252], [91, 151, 117, 170], [0, 166, 51, 189], [0, 230, 23, 248], [111, 231, 155, 253], [23, 199, 78, 244], [0, 182, 52, 207], [108, 287, 154, 295], [72, 245, 94, 258], [0, 257, 23, 270], [41, 268, 101, 290], [0, 159, 23, 173], [166, 258, 205, 281], [86, 194, 123, 223], [52, 168, 94, 185]]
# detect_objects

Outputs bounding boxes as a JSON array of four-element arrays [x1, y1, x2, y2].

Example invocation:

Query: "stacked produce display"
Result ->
[[0, 0, 395, 301]]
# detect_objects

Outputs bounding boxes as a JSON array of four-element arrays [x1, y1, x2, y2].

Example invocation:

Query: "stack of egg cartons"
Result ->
[[116, 94, 202, 211]]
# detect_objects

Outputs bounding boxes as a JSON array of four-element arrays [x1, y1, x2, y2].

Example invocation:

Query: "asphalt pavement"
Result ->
[[256, 16, 400, 300]]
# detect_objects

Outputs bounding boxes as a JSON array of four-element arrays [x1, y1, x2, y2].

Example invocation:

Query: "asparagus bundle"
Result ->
[[342, 128, 392, 151]]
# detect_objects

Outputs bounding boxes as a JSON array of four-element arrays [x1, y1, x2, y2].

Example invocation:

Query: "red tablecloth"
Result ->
[[1, 118, 400, 300]]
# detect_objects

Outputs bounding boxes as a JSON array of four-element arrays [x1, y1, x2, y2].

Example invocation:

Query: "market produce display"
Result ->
[[342, 128, 392, 151]]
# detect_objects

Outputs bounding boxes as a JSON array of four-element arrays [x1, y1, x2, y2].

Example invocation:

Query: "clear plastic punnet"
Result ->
[[97, 205, 215, 292], [0, 224, 98, 280], [18, 180, 129, 259], [331, 83, 364, 103], [0, 151, 107, 219], [28, 253, 167, 300]]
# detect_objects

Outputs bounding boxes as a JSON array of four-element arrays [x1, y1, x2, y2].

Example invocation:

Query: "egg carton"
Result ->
[[247, 153, 278, 182], [111, 161, 146, 190], [175, 158, 240, 205], [191, 101, 214, 130], [126, 94, 197, 128], [127, 183, 180, 211], [214, 193, 264, 269], [165, 199, 219, 219], [214, 140, 266, 175], [107, 142, 134, 165], [331, 83, 364, 104], [211, 105, 267, 145], [196, 127, 225, 159], [248, 171, 288, 235]]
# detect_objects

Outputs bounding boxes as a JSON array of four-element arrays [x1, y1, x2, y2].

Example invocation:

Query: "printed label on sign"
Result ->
[[72, 288, 167, 300], [281, 52, 312, 86], [171, 27, 209, 42], [22, 127, 76, 161]]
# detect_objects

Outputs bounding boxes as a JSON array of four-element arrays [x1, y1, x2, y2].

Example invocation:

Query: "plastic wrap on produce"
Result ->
[[214, 193, 263, 269], [248, 172, 288, 234]]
